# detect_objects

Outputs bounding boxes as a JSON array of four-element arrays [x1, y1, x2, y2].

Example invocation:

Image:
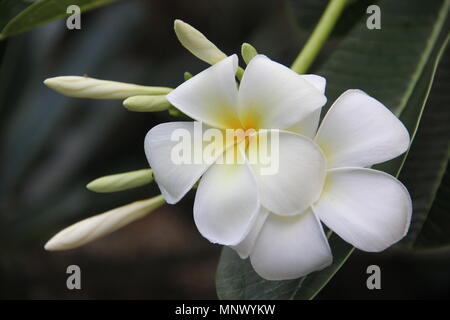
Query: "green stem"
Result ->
[[291, 0, 348, 74]]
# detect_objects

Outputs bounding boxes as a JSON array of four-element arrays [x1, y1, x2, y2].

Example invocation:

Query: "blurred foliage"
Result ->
[[0, 0, 120, 39], [0, 0, 449, 299], [402, 48, 450, 249], [0, 0, 291, 299]]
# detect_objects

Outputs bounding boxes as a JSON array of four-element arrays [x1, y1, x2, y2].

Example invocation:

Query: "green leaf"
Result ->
[[216, 0, 450, 300], [399, 42, 450, 249], [414, 164, 450, 248], [0, 0, 120, 40], [0, 0, 31, 31]]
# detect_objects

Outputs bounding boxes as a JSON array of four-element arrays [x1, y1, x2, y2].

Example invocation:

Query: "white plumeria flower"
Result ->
[[145, 55, 326, 243], [144, 54, 412, 281]]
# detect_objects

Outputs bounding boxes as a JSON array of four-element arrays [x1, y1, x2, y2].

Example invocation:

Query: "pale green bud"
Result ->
[[174, 19, 227, 65], [44, 76, 172, 99], [184, 71, 193, 81], [123, 95, 171, 112], [168, 106, 183, 117], [241, 43, 258, 65], [86, 169, 153, 193], [44, 195, 165, 251]]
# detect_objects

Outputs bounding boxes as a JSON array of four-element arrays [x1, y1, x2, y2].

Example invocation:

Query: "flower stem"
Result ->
[[291, 0, 348, 74]]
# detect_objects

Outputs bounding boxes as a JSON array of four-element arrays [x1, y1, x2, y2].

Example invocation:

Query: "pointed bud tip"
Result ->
[[44, 239, 61, 251], [43, 77, 56, 87], [174, 19, 187, 29], [86, 181, 96, 191], [122, 97, 133, 109]]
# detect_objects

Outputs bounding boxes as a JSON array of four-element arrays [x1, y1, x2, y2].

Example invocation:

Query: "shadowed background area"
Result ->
[[0, 0, 449, 299]]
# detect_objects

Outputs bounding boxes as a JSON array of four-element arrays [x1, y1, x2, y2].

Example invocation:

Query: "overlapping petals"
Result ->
[[166, 54, 327, 131], [230, 89, 412, 280], [286, 74, 326, 138], [248, 130, 326, 216], [150, 55, 328, 208], [194, 147, 260, 245], [238, 56, 327, 130], [145, 122, 223, 204], [166, 55, 240, 129], [250, 209, 332, 281]]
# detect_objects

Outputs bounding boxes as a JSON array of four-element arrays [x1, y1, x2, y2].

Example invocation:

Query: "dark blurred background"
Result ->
[[0, 0, 449, 299]]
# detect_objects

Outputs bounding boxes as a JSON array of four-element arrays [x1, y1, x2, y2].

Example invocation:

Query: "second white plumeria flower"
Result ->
[[234, 89, 412, 280]]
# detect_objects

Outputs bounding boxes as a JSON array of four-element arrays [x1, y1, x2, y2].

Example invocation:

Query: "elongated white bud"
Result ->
[[44, 76, 172, 99], [174, 19, 227, 65], [87, 169, 153, 193], [44, 195, 165, 251], [123, 95, 171, 112]]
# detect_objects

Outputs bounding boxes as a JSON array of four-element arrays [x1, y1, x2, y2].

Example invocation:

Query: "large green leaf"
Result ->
[[216, 0, 450, 300], [414, 164, 450, 248], [400, 45, 450, 249], [0, 0, 120, 40]]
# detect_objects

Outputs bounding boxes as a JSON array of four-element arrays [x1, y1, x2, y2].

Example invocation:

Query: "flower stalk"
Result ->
[[291, 0, 348, 74]]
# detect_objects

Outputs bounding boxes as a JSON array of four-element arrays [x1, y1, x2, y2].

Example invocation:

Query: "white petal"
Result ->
[[238, 55, 327, 129], [194, 149, 259, 245], [248, 130, 326, 215], [302, 74, 326, 93], [286, 109, 321, 138], [166, 55, 240, 129], [231, 207, 269, 259], [145, 122, 223, 204], [285, 75, 325, 138], [250, 209, 332, 281], [315, 90, 410, 168], [314, 167, 412, 252]]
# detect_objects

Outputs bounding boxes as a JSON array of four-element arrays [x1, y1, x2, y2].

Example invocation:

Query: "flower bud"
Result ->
[[44, 195, 165, 251], [241, 43, 258, 65], [44, 76, 172, 99], [87, 169, 153, 193], [174, 19, 227, 65], [123, 95, 171, 112], [184, 71, 193, 81]]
